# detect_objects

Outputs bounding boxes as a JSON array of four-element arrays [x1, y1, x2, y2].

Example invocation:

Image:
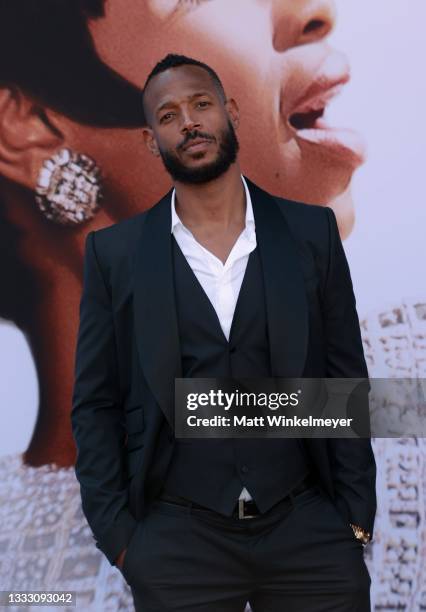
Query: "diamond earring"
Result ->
[[35, 148, 102, 226]]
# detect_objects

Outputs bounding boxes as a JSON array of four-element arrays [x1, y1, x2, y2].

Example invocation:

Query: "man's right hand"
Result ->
[[115, 548, 127, 570]]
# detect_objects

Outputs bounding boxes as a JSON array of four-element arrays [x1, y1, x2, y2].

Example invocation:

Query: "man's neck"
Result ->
[[173, 165, 246, 231]]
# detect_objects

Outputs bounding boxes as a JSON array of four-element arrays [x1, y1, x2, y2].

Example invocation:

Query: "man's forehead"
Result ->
[[145, 65, 217, 109]]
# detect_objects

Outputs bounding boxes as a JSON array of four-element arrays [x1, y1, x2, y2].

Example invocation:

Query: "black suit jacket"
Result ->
[[71, 177, 376, 565]]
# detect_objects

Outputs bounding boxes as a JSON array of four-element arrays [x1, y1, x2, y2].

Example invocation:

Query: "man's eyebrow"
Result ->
[[156, 91, 213, 115]]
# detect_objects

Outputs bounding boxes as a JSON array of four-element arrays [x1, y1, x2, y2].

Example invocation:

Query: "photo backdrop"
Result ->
[[0, 1, 425, 609]]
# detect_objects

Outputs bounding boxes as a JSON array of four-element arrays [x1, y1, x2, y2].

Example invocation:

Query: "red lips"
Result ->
[[280, 52, 366, 167]]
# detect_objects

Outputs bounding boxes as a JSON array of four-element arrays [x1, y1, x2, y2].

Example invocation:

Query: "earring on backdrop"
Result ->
[[35, 148, 102, 226]]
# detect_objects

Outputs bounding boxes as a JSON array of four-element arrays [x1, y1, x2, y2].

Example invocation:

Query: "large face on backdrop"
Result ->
[[0, 0, 363, 467], [76, 0, 362, 237]]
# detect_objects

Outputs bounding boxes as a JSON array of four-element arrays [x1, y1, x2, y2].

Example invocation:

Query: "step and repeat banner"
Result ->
[[0, 1, 425, 610]]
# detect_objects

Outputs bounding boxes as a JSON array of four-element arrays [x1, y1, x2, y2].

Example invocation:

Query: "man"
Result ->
[[72, 54, 376, 611]]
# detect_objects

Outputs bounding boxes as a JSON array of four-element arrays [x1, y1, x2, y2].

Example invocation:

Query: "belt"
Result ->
[[159, 473, 316, 520]]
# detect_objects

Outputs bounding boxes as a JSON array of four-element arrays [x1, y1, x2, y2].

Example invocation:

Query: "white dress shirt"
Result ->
[[171, 176, 256, 501]]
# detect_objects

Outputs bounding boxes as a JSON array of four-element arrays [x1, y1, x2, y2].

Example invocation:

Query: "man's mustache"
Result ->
[[178, 130, 215, 151]]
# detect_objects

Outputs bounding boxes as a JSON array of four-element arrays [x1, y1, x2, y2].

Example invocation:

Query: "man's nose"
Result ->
[[180, 108, 201, 134], [271, 0, 336, 52]]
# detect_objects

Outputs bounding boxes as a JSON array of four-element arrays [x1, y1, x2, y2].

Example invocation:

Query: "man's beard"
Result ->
[[158, 120, 239, 185]]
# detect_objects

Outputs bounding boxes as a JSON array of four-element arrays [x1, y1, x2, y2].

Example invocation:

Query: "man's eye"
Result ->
[[197, 101, 210, 108], [160, 113, 174, 122]]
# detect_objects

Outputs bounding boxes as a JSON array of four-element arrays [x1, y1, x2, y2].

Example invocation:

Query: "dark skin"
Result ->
[[116, 64, 247, 568]]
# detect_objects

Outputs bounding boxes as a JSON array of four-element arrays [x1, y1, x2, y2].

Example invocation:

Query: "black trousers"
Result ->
[[121, 485, 371, 611]]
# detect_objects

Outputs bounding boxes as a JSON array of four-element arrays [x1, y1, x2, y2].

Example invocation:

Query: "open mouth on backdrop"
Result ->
[[282, 71, 366, 167]]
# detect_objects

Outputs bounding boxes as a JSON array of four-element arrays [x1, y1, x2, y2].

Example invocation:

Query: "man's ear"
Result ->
[[142, 126, 161, 157], [0, 87, 64, 190], [225, 98, 240, 130]]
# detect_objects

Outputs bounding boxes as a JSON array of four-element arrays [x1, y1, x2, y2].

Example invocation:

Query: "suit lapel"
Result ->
[[133, 190, 181, 428], [246, 178, 308, 377]]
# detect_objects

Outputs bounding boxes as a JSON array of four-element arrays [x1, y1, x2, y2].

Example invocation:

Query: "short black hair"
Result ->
[[143, 53, 226, 117], [0, 0, 144, 128]]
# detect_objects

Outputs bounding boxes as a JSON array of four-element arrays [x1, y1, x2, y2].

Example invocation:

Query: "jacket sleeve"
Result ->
[[323, 207, 377, 538], [71, 230, 138, 564]]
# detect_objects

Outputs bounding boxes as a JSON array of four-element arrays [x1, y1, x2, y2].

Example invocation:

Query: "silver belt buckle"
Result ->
[[238, 499, 257, 520]]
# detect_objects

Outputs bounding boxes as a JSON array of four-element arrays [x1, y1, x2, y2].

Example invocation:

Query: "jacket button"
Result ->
[[230, 346, 237, 354], [241, 465, 249, 474]]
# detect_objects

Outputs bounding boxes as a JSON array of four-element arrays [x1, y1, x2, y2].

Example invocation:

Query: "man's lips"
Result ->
[[182, 138, 212, 152], [282, 56, 366, 167]]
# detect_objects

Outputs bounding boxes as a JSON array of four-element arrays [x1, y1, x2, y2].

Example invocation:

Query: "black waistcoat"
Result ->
[[163, 236, 310, 515]]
